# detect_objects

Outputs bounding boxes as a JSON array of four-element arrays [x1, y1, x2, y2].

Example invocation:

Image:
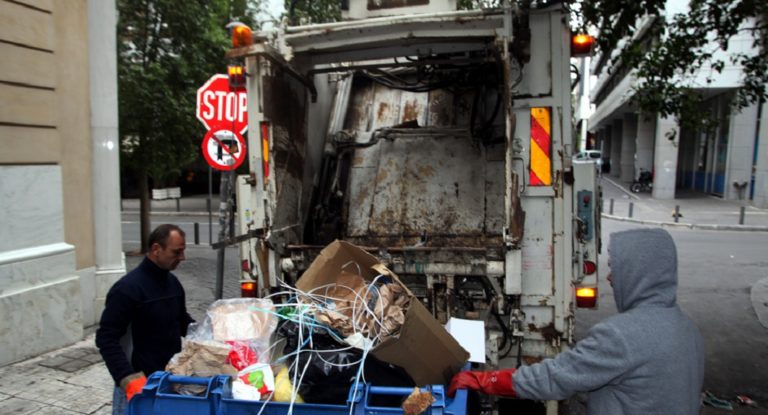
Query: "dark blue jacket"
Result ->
[[96, 257, 194, 384]]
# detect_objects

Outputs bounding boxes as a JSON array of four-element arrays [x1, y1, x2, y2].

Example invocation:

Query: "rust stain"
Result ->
[[428, 90, 453, 127], [377, 102, 390, 123], [354, 185, 370, 206], [376, 169, 389, 184], [539, 323, 562, 344], [417, 165, 435, 178], [523, 355, 544, 365], [402, 99, 421, 124], [352, 155, 365, 166]]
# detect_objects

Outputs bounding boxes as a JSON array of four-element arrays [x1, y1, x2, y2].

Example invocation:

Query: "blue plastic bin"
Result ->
[[129, 371, 468, 415], [128, 372, 229, 415]]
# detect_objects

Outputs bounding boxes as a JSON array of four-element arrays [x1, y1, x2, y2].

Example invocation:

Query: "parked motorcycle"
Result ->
[[630, 170, 653, 193]]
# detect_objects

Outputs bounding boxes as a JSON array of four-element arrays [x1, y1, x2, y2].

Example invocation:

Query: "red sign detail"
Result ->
[[202, 128, 247, 171], [196, 74, 248, 135]]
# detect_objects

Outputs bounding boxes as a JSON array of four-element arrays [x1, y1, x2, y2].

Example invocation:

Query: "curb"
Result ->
[[122, 210, 219, 217], [751, 277, 768, 330], [601, 176, 641, 200], [602, 213, 768, 232]]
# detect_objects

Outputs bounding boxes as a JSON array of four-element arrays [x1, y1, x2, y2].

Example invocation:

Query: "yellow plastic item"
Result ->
[[273, 366, 304, 403]]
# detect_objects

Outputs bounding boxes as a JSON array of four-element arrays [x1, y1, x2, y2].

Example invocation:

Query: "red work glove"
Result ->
[[124, 374, 147, 401], [447, 368, 516, 398]]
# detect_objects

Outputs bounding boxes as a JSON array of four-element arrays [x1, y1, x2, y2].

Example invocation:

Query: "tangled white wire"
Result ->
[[250, 261, 394, 415]]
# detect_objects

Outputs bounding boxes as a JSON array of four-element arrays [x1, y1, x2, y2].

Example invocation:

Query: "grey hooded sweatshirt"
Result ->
[[513, 228, 705, 414]]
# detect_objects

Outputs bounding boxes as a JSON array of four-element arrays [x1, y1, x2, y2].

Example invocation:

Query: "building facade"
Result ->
[[0, 0, 123, 365], [587, 4, 767, 207]]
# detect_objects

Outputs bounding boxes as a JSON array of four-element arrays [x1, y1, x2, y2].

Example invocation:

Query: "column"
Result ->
[[636, 114, 655, 178], [753, 101, 768, 208], [653, 115, 680, 199], [726, 103, 759, 200], [620, 114, 637, 183], [89, 0, 125, 325], [600, 126, 612, 174], [611, 120, 623, 179]]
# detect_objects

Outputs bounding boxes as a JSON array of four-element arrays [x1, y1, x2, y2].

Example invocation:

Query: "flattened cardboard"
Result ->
[[296, 240, 469, 386], [445, 317, 486, 363]]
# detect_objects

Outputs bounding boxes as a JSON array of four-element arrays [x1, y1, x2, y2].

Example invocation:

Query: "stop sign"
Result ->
[[196, 74, 247, 135]]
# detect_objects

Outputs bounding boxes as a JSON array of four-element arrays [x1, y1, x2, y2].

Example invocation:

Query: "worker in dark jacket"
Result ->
[[448, 228, 705, 414], [96, 224, 194, 415]]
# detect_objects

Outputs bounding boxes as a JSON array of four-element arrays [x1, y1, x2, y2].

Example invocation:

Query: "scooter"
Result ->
[[630, 169, 653, 193]]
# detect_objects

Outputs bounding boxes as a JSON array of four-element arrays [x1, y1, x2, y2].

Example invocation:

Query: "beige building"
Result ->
[[0, 0, 123, 365]]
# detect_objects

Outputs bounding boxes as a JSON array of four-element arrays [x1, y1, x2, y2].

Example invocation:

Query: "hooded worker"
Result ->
[[448, 228, 705, 414]]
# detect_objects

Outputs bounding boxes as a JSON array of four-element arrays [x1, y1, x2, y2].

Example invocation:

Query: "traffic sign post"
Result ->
[[201, 128, 247, 171], [196, 74, 248, 135], [196, 74, 250, 294]]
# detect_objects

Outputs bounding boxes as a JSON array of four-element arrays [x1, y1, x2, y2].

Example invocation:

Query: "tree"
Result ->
[[118, 0, 259, 252], [578, 0, 767, 130], [285, 0, 340, 24]]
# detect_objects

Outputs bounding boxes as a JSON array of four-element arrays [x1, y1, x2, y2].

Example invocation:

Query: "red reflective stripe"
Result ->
[[530, 107, 552, 186], [531, 118, 551, 157]]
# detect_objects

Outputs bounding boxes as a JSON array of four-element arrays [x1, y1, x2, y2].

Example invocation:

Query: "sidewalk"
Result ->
[[600, 176, 768, 232], [0, 333, 112, 414]]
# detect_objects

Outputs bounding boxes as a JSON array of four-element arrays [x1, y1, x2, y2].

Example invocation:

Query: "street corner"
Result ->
[[751, 277, 768, 330]]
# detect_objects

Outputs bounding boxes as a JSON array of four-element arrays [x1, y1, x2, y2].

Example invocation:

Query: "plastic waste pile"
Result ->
[[164, 260, 416, 411]]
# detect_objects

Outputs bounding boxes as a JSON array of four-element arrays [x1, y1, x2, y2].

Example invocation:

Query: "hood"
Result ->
[[608, 228, 678, 312]]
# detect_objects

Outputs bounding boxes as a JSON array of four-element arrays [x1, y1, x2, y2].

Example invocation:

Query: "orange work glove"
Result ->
[[122, 373, 147, 401], [447, 368, 517, 398]]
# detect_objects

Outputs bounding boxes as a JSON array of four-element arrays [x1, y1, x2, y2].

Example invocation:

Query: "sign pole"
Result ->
[[196, 73, 249, 299], [215, 169, 234, 300], [208, 166, 212, 244]]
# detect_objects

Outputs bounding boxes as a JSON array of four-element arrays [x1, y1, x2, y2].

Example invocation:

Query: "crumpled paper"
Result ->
[[402, 387, 435, 415], [312, 270, 410, 343], [165, 339, 237, 395]]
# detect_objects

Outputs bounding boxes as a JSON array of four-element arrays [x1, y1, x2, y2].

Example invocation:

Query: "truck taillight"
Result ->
[[576, 287, 597, 308], [583, 260, 597, 275], [228, 65, 245, 88], [241, 259, 251, 272], [241, 281, 256, 297], [571, 33, 595, 57], [260, 121, 270, 181]]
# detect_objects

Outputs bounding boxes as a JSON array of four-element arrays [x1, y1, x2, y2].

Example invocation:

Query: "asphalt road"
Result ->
[[121, 213, 223, 246]]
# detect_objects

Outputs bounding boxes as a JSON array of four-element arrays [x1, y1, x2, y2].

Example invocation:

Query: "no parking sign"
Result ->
[[201, 128, 247, 171]]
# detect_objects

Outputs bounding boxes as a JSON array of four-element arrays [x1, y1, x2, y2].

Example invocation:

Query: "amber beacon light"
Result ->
[[230, 23, 253, 48], [571, 33, 595, 57]]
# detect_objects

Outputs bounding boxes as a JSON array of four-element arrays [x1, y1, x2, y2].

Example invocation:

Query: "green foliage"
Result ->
[[457, 0, 502, 9], [285, 0, 340, 24], [579, 0, 767, 130], [117, 0, 239, 188]]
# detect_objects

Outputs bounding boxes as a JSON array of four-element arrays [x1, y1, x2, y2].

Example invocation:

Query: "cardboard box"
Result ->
[[295, 240, 469, 386]]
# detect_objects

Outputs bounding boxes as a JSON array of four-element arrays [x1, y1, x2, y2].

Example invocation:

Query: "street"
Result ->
[[121, 213, 222, 246]]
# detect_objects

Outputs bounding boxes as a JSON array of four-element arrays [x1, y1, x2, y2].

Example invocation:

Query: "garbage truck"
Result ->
[[226, 1, 600, 412]]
